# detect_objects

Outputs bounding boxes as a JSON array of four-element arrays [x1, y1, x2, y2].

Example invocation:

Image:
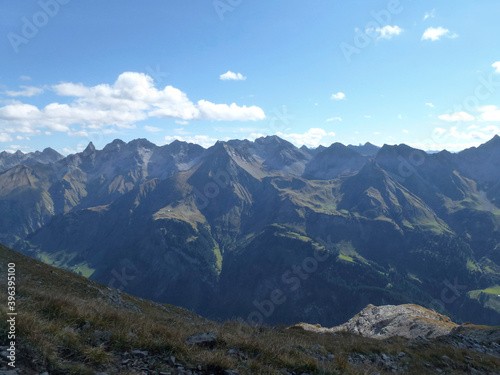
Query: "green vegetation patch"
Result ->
[[336, 241, 369, 265], [36, 249, 95, 277], [468, 286, 500, 314]]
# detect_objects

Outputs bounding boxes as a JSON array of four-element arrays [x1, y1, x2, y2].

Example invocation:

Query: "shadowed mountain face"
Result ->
[[2, 136, 500, 326], [2, 242, 499, 375]]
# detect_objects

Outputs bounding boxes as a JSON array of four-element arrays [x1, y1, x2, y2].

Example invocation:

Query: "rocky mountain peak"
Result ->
[[83, 142, 96, 156], [103, 139, 126, 152], [294, 304, 458, 339], [127, 138, 156, 149], [255, 135, 285, 146], [42, 147, 63, 159]]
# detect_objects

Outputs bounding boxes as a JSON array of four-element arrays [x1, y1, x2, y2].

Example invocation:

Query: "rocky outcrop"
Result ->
[[294, 304, 458, 339]]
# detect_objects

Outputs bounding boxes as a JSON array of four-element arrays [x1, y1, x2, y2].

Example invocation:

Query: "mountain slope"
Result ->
[[2, 242, 500, 375], [303, 142, 367, 179]]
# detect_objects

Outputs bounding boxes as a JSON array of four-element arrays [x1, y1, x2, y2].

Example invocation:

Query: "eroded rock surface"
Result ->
[[294, 304, 458, 339]]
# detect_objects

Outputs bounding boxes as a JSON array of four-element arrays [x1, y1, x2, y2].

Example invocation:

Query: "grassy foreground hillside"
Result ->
[[1, 243, 500, 375]]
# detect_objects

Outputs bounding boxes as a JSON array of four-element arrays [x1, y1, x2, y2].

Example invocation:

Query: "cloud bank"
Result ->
[[0, 72, 265, 137]]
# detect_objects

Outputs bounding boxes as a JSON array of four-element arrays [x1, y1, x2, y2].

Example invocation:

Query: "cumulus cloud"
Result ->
[[367, 25, 403, 40], [0, 72, 265, 137], [164, 135, 218, 148], [0, 133, 13, 142], [438, 112, 474, 122], [408, 125, 500, 152], [492, 61, 500, 74], [422, 27, 458, 41], [478, 105, 500, 122], [441, 125, 499, 142], [195, 100, 265, 121], [331, 92, 345, 100], [220, 71, 247, 81], [276, 128, 335, 148], [5, 86, 44, 97]]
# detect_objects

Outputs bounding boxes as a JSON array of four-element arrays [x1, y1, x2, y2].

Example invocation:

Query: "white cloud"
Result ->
[[5, 86, 44, 97], [448, 125, 499, 141], [164, 135, 217, 148], [67, 130, 89, 137], [421, 27, 458, 41], [331, 92, 345, 100], [195, 100, 265, 121], [0, 72, 265, 137], [220, 71, 247, 81], [0, 133, 13, 142], [409, 125, 500, 152], [175, 120, 189, 125], [423, 9, 436, 21], [492, 61, 500, 74], [144, 125, 162, 132], [367, 25, 403, 40], [438, 112, 474, 122], [478, 105, 500, 122], [276, 128, 335, 148], [326, 117, 342, 122], [425, 102, 435, 108]]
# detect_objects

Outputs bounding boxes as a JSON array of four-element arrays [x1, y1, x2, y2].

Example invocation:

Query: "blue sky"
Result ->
[[1, 0, 500, 154]]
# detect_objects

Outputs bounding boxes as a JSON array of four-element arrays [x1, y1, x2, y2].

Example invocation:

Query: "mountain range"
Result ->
[[1, 135, 500, 326]]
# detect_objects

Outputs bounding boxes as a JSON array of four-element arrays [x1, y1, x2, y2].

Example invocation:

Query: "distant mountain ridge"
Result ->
[[347, 141, 380, 156], [1, 135, 500, 327], [0, 147, 63, 173]]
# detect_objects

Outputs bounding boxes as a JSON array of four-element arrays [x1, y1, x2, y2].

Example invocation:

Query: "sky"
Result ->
[[1, 0, 500, 155]]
